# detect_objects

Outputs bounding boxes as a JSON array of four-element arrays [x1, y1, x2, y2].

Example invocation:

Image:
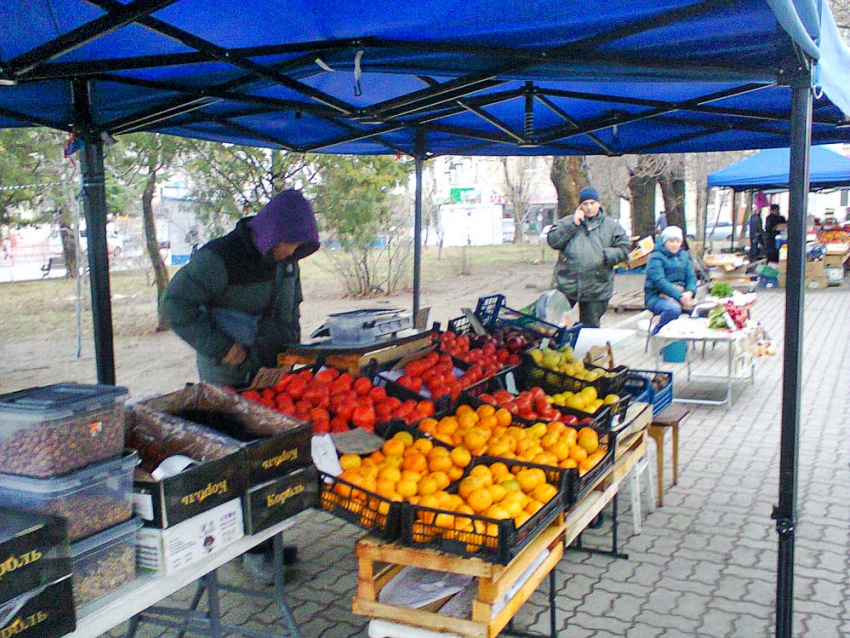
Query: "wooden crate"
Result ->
[[353, 518, 565, 638]]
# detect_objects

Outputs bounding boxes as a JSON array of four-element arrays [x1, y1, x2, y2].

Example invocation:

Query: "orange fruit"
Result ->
[[458, 476, 484, 500], [463, 427, 490, 451], [483, 505, 511, 520], [532, 483, 558, 503], [540, 431, 560, 450], [467, 487, 493, 513], [478, 415, 498, 431], [413, 437, 434, 455], [486, 436, 512, 458], [382, 439, 405, 457], [525, 500, 544, 515], [428, 445, 450, 460], [396, 478, 418, 498], [393, 431, 415, 446], [502, 498, 524, 518], [546, 421, 566, 435], [377, 466, 402, 483], [448, 466, 464, 481], [339, 454, 362, 470], [417, 476, 439, 496], [527, 422, 547, 439], [376, 478, 397, 498], [476, 404, 496, 419], [550, 440, 571, 462], [418, 417, 438, 434], [569, 446, 588, 463], [489, 461, 510, 480], [431, 470, 451, 490], [454, 504, 474, 530], [563, 427, 578, 444], [495, 408, 513, 428], [487, 483, 507, 503], [437, 416, 459, 435], [369, 450, 385, 464], [450, 447, 472, 468], [457, 411, 479, 430], [469, 464, 494, 485], [403, 452, 428, 474], [514, 511, 532, 528], [455, 404, 474, 417], [560, 459, 578, 469], [434, 512, 455, 529], [429, 454, 453, 473]]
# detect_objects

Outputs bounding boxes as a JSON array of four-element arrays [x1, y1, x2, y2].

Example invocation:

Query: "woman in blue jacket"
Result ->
[[644, 226, 697, 334]]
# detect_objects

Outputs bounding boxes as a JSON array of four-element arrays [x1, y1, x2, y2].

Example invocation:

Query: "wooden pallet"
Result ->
[[353, 518, 565, 638], [608, 290, 646, 313]]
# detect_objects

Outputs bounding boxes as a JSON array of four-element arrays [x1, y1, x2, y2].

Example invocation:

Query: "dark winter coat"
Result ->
[[644, 239, 697, 308], [547, 210, 631, 301], [162, 218, 309, 387]]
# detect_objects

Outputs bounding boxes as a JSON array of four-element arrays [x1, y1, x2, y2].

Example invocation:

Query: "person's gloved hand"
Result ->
[[221, 342, 248, 366], [573, 208, 585, 226]]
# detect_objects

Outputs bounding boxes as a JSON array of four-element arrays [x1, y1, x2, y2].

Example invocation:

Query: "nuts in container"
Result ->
[[70, 518, 141, 607], [0, 383, 128, 478], [0, 451, 140, 541]]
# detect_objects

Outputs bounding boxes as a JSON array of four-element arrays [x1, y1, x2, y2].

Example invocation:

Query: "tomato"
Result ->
[[295, 399, 313, 414], [286, 378, 307, 399], [260, 389, 274, 401], [312, 419, 330, 435], [398, 375, 423, 393], [416, 400, 435, 416], [404, 359, 429, 377], [393, 401, 416, 420], [369, 386, 388, 402], [514, 393, 532, 412], [242, 390, 261, 402], [303, 385, 329, 405], [351, 405, 376, 430], [272, 375, 294, 393], [313, 370, 336, 385], [353, 377, 373, 396], [385, 397, 402, 411], [375, 403, 394, 422], [529, 387, 546, 402], [330, 415, 350, 433], [275, 394, 295, 414], [298, 369, 314, 382], [334, 399, 357, 420]]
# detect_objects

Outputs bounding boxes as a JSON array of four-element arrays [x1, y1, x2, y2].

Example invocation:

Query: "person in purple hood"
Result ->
[[163, 189, 320, 387]]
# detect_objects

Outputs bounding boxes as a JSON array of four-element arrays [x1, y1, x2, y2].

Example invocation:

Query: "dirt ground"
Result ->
[[0, 251, 643, 399]]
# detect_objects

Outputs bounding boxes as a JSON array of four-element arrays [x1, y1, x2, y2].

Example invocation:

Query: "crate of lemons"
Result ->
[[527, 345, 623, 411]]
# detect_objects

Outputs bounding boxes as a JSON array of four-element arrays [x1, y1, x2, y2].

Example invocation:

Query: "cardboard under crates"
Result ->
[[136, 498, 244, 575], [0, 575, 75, 638]]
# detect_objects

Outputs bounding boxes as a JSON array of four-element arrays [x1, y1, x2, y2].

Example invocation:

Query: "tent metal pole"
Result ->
[[702, 186, 710, 251], [413, 130, 425, 324], [73, 79, 116, 385], [773, 65, 812, 638]]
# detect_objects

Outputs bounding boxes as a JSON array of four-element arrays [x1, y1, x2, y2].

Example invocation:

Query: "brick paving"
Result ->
[[104, 283, 850, 638]]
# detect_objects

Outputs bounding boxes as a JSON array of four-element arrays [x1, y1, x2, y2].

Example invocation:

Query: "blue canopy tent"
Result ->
[[708, 145, 850, 190], [2, 2, 850, 635]]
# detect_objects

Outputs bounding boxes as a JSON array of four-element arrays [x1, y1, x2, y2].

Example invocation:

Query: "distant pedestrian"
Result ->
[[547, 186, 631, 328], [655, 211, 668, 235], [764, 204, 787, 262], [748, 209, 764, 260]]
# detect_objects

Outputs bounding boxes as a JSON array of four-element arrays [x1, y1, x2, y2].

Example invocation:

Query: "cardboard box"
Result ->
[[137, 384, 312, 486], [0, 575, 75, 638], [777, 260, 826, 276], [777, 273, 829, 290], [0, 509, 70, 607], [136, 499, 244, 574], [824, 253, 848, 268], [243, 466, 317, 535], [826, 267, 844, 286]]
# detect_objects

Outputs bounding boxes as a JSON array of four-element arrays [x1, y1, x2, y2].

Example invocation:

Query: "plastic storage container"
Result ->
[[661, 341, 688, 363], [69, 517, 141, 607], [324, 309, 412, 345], [0, 451, 140, 541], [0, 383, 129, 477]]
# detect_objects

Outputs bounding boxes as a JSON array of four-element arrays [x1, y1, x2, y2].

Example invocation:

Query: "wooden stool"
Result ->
[[647, 404, 690, 507]]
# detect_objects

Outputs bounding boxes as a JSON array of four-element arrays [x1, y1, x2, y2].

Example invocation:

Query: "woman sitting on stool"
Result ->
[[645, 226, 697, 334]]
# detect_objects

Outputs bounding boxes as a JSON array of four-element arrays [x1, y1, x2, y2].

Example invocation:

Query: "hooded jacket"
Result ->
[[547, 210, 630, 301], [644, 238, 697, 308], [162, 190, 319, 386]]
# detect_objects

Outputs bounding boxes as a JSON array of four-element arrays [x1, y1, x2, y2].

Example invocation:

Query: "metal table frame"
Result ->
[[66, 512, 309, 638]]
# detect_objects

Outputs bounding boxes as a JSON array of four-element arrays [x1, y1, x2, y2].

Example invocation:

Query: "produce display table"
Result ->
[[651, 318, 757, 408], [66, 511, 311, 638], [352, 404, 651, 638]]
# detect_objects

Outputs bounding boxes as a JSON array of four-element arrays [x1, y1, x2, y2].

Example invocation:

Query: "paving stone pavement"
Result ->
[[102, 284, 850, 638]]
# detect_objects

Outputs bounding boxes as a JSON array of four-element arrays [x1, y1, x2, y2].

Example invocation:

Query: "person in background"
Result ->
[[655, 210, 668, 235], [162, 189, 320, 388], [764, 204, 788, 262], [547, 186, 631, 328], [645, 226, 697, 334], [748, 207, 765, 261]]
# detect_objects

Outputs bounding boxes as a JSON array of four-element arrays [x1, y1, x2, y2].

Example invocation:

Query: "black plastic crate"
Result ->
[[318, 471, 403, 541], [399, 457, 566, 564], [623, 373, 652, 405], [517, 354, 628, 398], [568, 429, 617, 505], [607, 394, 632, 429], [474, 295, 581, 348]]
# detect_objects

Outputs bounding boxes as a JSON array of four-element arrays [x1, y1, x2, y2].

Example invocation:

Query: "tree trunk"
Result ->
[[695, 187, 707, 242], [142, 172, 171, 332], [628, 170, 657, 238], [659, 175, 686, 232], [550, 157, 587, 219], [59, 215, 78, 279]]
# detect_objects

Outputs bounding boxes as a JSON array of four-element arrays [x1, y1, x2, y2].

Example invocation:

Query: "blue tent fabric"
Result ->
[[707, 146, 850, 190], [1, 0, 849, 156]]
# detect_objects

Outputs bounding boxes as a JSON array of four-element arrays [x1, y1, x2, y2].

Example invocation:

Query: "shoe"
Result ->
[[241, 553, 276, 586]]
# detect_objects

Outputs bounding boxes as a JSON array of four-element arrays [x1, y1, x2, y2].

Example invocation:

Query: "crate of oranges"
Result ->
[[399, 456, 567, 564], [319, 428, 474, 540], [416, 399, 613, 496]]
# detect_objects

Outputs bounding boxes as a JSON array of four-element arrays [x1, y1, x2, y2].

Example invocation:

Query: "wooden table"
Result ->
[[66, 511, 311, 638], [351, 404, 651, 638]]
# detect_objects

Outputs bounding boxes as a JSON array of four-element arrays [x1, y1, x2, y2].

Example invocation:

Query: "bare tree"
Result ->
[[586, 156, 630, 218], [501, 157, 536, 242], [685, 151, 752, 241], [550, 157, 588, 219]]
